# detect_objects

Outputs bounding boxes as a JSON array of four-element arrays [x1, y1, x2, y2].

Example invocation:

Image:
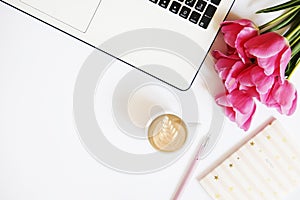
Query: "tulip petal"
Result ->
[[228, 90, 256, 130], [257, 45, 291, 79], [244, 32, 286, 58], [225, 107, 236, 122], [236, 103, 256, 131], [216, 90, 256, 131], [216, 94, 232, 107], [221, 19, 254, 27], [238, 67, 254, 87], [213, 50, 241, 80], [288, 91, 297, 115], [235, 27, 259, 63], [212, 50, 240, 60], [224, 61, 245, 92], [228, 90, 254, 114], [216, 95, 236, 122], [221, 19, 257, 48], [279, 46, 292, 83], [257, 55, 277, 76], [240, 85, 260, 98], [215, 59, 232, 80], [250, 66, 275, 94], [272, 81, 297, 115], [221, 24, 244, 48]]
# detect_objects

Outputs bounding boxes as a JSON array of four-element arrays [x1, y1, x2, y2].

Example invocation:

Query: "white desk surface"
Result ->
[[0, 0, 299, 199]]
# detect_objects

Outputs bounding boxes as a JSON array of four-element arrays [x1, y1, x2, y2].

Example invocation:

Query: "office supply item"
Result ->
[[199, 120, 300, 200]]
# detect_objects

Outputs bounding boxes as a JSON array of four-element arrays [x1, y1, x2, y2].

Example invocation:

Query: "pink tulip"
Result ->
[[216, 90, 256, 131], [244, 32, 292, 83], [238, 65, 275, 96], [212, 19, 297, 131], [212, 50, 240, 80], [213, 50, 246, 92], [220, 19, 259, 63], [260, 79, 297, 115]]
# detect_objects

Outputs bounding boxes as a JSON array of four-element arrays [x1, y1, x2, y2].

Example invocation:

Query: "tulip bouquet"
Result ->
[[213, 0, 299, 131]]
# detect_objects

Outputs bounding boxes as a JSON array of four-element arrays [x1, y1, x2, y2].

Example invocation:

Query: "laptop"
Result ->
[[0, 0, 235, 90]]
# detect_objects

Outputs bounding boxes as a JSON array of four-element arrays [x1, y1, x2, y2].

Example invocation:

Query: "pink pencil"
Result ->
[[172, 136, 211, 200]]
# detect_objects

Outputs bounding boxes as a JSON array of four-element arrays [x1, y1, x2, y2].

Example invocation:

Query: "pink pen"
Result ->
[[172, 136, 210, 200]]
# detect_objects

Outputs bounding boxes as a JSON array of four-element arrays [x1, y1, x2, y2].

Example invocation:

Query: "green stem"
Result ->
[[290, 31, 300, 47], [291, 38, 300, 57], [262, 10, 300, 33], [284, 11, 300, 37], [287, 59, 300, 79], [256, 0, 300, 13], [286, 22, 300, 41], [258, 7, 300, 30]]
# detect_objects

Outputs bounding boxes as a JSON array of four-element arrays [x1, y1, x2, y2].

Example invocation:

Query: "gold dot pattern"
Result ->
[[199, 120, 300, 200]]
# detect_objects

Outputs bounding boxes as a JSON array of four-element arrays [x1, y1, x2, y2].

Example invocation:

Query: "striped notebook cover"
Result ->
[[199, 120, 300, 200]]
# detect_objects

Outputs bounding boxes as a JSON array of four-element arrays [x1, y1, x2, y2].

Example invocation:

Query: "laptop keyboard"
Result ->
[[149, 0, 220, 29]]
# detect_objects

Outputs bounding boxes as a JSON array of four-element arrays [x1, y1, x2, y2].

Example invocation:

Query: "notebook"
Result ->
[[199, 120, 300, 200]]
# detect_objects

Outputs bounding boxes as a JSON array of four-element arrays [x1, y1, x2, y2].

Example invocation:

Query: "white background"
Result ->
[[0, 0, 299, 199]]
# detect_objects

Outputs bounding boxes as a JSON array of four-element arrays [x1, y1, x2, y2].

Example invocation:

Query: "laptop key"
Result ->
[[179, 6, 191, 19], [189, 11, 201, 24], [211, 0, 221, 6], [204, 4, 217, 18], [195, 0, 207, 12], [199, 16, 211, 29], [169, 1, 182, 14], [149, 0, 220, 28], [158, 0, 171, 8], [185, 0, 197, 8]]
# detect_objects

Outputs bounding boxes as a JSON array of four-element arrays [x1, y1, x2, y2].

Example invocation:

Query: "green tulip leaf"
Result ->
[[256, 0, 300, 13]]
